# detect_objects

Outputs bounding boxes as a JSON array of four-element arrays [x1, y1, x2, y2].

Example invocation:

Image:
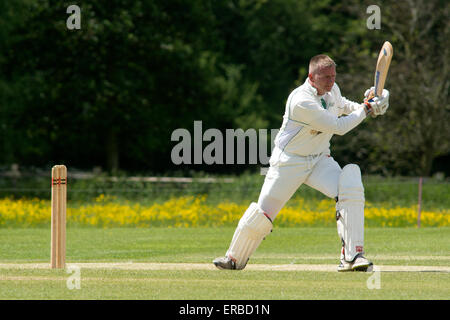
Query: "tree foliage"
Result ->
[[0, 0, 448, 176]]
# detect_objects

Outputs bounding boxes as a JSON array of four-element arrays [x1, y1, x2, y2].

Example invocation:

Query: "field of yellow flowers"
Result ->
[[0, 194, 449, 228]]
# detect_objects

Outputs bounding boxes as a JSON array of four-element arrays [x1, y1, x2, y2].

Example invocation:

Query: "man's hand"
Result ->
[[363, 88, 389, 116]]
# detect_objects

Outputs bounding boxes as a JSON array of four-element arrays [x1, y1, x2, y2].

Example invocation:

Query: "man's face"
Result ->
[[309, 66, 336, 95]]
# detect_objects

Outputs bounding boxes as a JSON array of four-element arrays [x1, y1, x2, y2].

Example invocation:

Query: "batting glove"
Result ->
[[364, 87, 375, 99], [364, 89, 389, 116]]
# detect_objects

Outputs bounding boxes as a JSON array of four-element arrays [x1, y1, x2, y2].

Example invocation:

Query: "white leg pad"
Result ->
[[226, 202, 273, 270], [336, 164, 365, 262]]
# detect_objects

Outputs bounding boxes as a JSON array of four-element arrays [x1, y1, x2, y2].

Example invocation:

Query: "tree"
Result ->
[[370, 0, 449, 176], [328, 0, 449, 176], [1, 0, 260, 173]]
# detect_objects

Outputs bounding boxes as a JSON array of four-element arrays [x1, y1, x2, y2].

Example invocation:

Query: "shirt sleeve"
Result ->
[[341, 96, 362, 115], [292, 99, 366, 136]]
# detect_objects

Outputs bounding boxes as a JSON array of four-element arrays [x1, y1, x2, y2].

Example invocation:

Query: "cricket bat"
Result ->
[[368, 41, 394, 100]]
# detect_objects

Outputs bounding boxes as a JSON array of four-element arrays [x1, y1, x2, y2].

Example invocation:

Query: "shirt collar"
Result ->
[[305, 78, 329, 99], [305, 78, 324, 97]]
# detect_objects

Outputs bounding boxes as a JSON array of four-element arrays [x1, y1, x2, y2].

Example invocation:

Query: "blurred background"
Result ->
[[0, 0, 448, 180]]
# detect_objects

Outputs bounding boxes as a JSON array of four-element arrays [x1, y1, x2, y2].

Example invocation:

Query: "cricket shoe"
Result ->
[[213, 256, 250, 270], [337, 253, 373, 272], [213, 256, 237, 270]]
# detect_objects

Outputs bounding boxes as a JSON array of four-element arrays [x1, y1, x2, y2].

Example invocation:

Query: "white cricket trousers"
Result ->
[[257, 147, 342, 221]]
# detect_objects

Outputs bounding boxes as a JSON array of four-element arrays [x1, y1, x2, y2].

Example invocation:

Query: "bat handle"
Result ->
[[365, 90, 377, 118]]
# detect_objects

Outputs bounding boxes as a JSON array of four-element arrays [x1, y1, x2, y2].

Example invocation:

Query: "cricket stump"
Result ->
[[51, 165, 67, 269]]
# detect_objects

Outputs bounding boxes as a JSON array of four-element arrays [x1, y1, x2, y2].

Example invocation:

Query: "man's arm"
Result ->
[[292, 100, 367, 136], [332, 84, 362, 116], [341, 97, 362, 115], [339, 87, 390, 117]]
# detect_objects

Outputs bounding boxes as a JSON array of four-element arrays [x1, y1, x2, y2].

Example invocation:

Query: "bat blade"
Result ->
[[374, 41, 393, 97]]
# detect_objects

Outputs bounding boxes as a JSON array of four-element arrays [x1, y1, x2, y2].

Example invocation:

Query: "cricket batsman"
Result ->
[[213, 54, 389, 272]]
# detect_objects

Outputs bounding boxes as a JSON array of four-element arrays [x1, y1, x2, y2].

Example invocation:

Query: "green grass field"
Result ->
[[0, 227, 449, 300]]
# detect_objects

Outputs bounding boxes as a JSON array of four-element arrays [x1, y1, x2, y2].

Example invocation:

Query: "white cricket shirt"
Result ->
[[273, 78, 366, 156]]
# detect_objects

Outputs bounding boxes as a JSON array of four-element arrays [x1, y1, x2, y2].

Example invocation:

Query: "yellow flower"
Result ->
[[0, 196, 448, 228]]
